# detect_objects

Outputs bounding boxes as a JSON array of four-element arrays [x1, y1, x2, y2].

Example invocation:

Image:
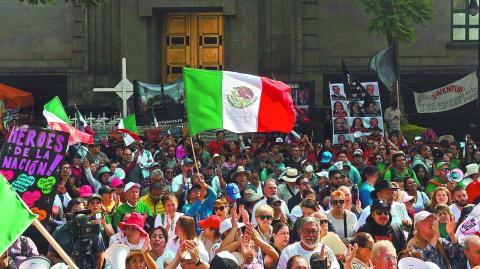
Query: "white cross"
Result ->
[[93, 57, 133, 117]]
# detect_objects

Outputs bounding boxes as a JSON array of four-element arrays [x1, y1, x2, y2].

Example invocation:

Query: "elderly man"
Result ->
[[277, 217, 339, 269], [461, 235, 480, 269], [371, 240, 397, 269], [407, 211, 464, 269], [113, 182, 152, 227], [355, 180, 410, 231], [251, 179, 290, 226], [278, 168, 300, 202]]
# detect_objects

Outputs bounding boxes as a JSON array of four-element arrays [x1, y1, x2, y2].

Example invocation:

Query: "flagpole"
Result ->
[[189, 136, 200, 173], [32, 219, 79, 269], [396, 80, 400, 108]]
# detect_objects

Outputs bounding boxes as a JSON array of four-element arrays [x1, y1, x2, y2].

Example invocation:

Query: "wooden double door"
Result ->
[[163, 13, 224, 83]]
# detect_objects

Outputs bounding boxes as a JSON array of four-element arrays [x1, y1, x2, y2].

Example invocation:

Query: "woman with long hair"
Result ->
[[164, 216, 209, 268], [333, 101, 348, 117], [264, 222, 290, 269], [413, 165, 430, 190], [428, 186, 452, 212], [346, 232, 374, 269]]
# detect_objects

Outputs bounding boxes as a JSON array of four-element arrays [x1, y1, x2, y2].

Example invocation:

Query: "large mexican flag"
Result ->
[[184, 68, 295, 136]]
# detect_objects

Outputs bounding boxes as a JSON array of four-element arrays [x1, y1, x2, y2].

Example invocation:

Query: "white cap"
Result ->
[[316, 171, 329, 178], [276, 137, 284, 143], [399, 190, 415, 203], [414, 136, 422, 141], [219, 218, 245, 234], [124, 182, 141, 193], [414, 211, 434, 224], [398, 257, 440, 269]]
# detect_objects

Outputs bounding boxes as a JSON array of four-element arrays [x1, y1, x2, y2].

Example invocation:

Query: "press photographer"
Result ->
[[47, 198, 105, 269]]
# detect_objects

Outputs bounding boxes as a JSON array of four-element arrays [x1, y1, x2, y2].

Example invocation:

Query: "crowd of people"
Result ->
[[3, 124, 480, 269]]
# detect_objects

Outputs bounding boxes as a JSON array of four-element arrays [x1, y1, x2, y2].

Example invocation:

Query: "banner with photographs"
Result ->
[[286, 81, 315, 125], [329, 82, 383, 145]]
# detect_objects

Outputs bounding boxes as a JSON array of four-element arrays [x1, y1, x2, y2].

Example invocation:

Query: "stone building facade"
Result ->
[[0, 0, 478, 137]]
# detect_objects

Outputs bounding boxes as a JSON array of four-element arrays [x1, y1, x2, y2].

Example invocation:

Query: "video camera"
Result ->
[[69, 209, 101, 269]]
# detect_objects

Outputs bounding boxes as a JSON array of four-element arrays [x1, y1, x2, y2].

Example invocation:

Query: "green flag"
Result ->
[[0, 174, 37, 255], [369, 46, 397, 91]]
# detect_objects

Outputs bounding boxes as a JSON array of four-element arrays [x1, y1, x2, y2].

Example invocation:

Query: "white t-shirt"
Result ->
[[164, 237, 209, 269], [277, 242, 340, 269], [171, 174, 192, 193], [325, 210, 357, 241], [449, 204, 462, 223], [154, 212, 184, 241], [354, 201, 411, 231]]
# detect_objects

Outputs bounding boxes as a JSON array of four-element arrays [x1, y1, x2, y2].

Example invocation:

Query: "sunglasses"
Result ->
[[214, 206, 226, 211], [258, 215, 273, 220], [299, 181, 309, 186], [374, 209, 389, 215], [319, 219, 329, 225], [332, 200, 345, 205]]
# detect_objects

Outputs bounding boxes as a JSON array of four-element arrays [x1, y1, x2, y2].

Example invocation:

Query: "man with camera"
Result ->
[[47, 198, 106, 269]]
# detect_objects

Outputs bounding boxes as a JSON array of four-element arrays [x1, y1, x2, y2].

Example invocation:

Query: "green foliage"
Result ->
[[19, 0, 104, 5], [401, 123, 427, 142], [354, 0, 434, 43]]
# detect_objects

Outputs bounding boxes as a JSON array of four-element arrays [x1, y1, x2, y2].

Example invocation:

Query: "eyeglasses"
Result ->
[[302, 228, 319, 235], [332, 200, 345, 205], [214, 206, 226, 211], [300, 181, 309, 186], [373, 209, 389, 215], [374, 255, 397, 262], [258, 215, 273, 220], [319, 219, 329, 224]]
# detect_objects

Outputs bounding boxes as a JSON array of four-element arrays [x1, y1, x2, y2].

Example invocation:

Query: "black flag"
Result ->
[[342, 60, 373, 106]]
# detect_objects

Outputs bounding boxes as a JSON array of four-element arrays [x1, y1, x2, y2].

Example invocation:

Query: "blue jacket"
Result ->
[[182, 187, 217, 235]]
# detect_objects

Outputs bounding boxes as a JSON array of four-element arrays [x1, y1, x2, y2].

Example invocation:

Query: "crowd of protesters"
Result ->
[[3, 122, 480, 269]]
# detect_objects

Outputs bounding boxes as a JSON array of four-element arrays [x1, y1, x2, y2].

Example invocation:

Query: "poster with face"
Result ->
[[287, 81, 315, 126], [347, 101, 364, 117], [329, 82, 383, 144], [332, 100, 348, 118], [349, 117, 368, 133], [334, 134, 351, 145], [361, 82, 380, 100], [333, 117, 349, 134], [330, 83, 346, 100]]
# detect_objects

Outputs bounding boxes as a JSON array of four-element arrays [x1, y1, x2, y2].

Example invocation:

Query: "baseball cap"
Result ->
[[225, 183, 241, 200], [198, 215, 222, 230], [87, 193, 102, 204], [79, 185, 93, 198], [315, 171, 329, 178], [210, 251, 244, 269], [99, 186, 115, 196], [436, 161, 450, 170], [275, 137, 284, 143], [371, 199, 390, 210], [353, 149, 363, 157], [243, 189, 263, 203], [181, 158, 194, 166], [414, 136, 423, 141], [414, 211, 434, 224], [124, 182, 141, 193], [109, 177, 124, 188], [320, 151, 333, 164], [219, 218, 245, 234]]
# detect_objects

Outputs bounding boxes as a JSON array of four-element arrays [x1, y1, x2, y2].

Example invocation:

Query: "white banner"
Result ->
[[414, 72, 478, 113]]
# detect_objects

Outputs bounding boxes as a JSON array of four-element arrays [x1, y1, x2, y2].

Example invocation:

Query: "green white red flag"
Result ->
[[117, 114, 139, 146], [183, 68, 295, 136], [43, 96, 93, 145]]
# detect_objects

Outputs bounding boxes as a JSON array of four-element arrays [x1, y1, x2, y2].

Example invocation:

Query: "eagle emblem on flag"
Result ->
[[227, 86, 257, 108]]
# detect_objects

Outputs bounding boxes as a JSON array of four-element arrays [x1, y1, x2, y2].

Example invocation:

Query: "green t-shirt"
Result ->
[[383, 167, 419, 186], [425, 176, 468, 194], [113, 201, 152, 227]]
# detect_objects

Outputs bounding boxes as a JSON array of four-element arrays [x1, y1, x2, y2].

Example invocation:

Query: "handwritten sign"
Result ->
[[0, 126, 69, 224]]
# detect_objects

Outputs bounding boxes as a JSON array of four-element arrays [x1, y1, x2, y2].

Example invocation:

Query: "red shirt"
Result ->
[[208, 140, 227, 155]]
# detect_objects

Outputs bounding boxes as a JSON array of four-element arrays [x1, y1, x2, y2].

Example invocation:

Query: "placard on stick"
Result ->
[[0, 126, 70, 225]]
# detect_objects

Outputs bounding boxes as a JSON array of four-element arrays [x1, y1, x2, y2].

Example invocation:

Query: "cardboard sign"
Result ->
[[0, 126, 69, 225]]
